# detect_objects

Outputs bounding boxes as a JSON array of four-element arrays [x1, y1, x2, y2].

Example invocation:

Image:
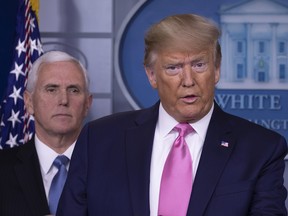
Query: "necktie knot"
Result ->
[[174, 123, 193, 138], [53, 155, 69, 169]]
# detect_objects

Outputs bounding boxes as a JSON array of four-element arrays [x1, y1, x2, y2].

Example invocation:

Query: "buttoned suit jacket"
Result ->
[[58, 101, 287, 216], [0, 139, 50, 216]]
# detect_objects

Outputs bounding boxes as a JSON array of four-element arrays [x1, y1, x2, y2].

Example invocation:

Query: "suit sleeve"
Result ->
[[249, 135, 287, 215], [57, 124, 89, 216]]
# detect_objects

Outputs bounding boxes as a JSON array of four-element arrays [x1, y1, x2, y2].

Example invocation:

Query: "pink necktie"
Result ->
[[158, 123, 193, 216]]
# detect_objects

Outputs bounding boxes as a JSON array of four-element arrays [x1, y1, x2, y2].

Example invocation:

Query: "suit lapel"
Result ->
[[124, 102, 236, 216], [14, 140, 50, 216], [126, 103, 159, 216], [187, 104, 236, 216]]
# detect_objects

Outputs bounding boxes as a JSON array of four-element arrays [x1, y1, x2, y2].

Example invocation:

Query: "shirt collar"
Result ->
[[157, 102, 214, 141], [157, 103, 179, 138], [35, 135, 76, 175]]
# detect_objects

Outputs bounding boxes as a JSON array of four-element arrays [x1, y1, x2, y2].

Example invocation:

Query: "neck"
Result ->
[[35, 132, 77, 154]]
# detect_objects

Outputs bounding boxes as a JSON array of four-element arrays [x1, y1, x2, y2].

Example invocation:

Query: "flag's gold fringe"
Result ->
[[30, 0, 39, 22]]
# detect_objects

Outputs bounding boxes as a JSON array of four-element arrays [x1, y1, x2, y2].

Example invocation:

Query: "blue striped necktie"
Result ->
[[48, 155, 69, 215]]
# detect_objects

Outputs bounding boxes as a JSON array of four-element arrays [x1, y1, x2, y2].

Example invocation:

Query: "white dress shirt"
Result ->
[[149, 103, 214, 216], [35, 135, 75, 201]]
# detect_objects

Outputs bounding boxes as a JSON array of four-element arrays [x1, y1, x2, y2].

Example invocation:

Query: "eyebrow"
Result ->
[[44, 84, 59, 88], [190, 57, 208, 63], [164, 55, 208, 65], [43, 83, 82, 89]]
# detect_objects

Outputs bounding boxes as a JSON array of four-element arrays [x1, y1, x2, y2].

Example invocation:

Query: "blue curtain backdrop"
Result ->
[[0, 1, 18, 102]]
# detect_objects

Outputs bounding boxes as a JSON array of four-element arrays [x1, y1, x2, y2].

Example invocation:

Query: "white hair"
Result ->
[[26, 50, 90, 93]]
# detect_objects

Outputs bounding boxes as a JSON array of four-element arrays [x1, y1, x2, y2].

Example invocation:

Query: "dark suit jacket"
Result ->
[[0, 139, 50, 216], [58, 102, 287, 216]]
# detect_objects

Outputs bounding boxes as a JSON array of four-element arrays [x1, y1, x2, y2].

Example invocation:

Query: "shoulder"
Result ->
[[226, 111, 283, 140], [214, 102, 284, 138], [87, 102, 159, 129], [0, 140, 36, 167], [213, 103, 287, 152]]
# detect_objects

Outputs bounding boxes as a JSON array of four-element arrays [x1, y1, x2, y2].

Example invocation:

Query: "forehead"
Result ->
[[158, 49, 211, 62], [37, 61, 85, 85]]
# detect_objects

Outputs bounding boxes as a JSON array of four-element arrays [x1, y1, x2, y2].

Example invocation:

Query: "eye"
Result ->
[[45, 86, 58, 94], [164, 64, 183, 75], [195, 62, 205, 67], [68, 87, 80, 94], [192, 62, 208, 73]]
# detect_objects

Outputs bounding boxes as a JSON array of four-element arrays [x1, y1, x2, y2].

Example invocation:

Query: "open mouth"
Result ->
[[181, 95, 197, 103]]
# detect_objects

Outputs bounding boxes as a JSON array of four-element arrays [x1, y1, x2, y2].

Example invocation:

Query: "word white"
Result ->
[[215, 94, 281, 110]]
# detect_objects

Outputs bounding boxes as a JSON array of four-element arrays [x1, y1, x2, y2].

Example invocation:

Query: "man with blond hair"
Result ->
[[59, 14, 287, 216]]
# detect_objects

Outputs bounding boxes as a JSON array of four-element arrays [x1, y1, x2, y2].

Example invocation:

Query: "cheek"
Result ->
[[34, 103, 51, 117], [33, 96, 56, 112], [197, 74, 215, 93], [157, 78, 172, 93], [72, 99, 89, 114], [157, 80, 179, 103]]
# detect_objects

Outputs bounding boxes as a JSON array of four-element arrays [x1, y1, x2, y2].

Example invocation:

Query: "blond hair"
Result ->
[[144, 14, 221, 68]]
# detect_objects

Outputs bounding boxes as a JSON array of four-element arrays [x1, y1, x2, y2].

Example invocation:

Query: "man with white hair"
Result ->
[[0, 51, 92, 216]]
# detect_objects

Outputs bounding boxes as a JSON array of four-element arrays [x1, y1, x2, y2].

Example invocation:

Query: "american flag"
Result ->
[[0, 0, 43, 149]]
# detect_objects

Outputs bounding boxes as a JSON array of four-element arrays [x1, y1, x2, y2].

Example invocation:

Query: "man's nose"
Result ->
[[58, 90, 69, 106], [181, 65, 195, 87]]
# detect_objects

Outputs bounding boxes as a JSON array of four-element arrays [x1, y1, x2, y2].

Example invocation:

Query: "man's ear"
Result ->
[[24, 91, 34, 115], [84, 94, 93, 116], [214, 66, 220, 85], [145, 66, 157, 89]]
